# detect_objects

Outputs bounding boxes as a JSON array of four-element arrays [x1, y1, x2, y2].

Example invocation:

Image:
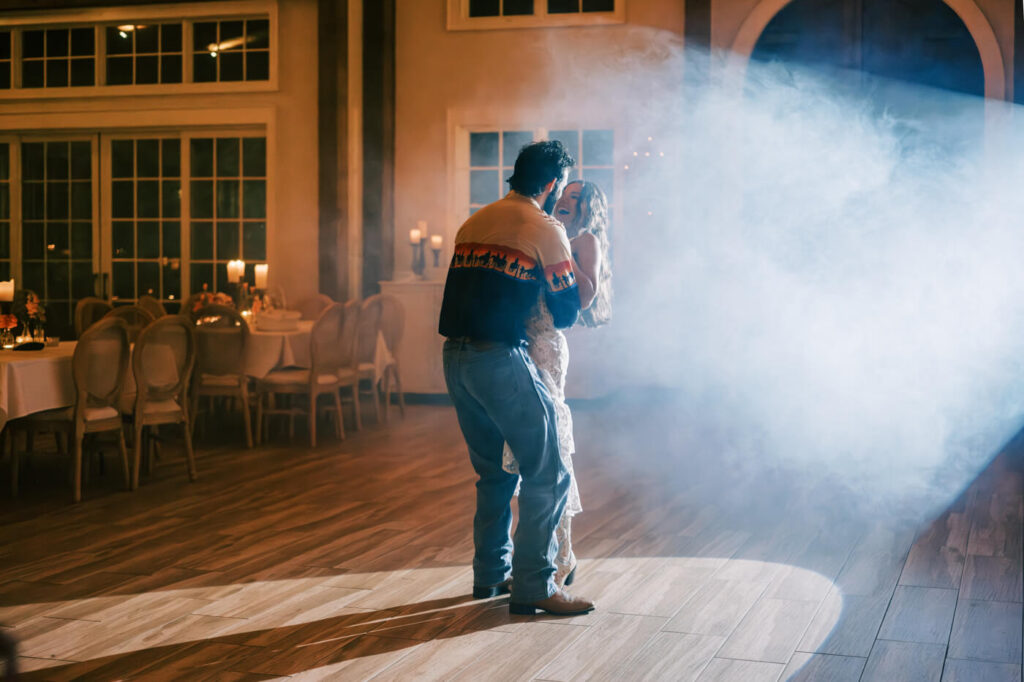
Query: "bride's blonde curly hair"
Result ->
[[566, 179, 612, 327]]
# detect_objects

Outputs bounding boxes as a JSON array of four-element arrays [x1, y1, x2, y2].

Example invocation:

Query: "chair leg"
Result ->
[[382, 371, 392, 423], [9, 428, 18, 498], [72, 429, 83, 503], [351, 383, 362, 431], [132, 423, 144, 490], [117, 427, 131, 491], [240, 384, 253, 449], [182, 407, 197, 482], [333, 390, 345, 441], [308, 390, 317, 448], [254, 388, 264, 446], [394, 366, 405, 416], [371, 379, 382, 423]]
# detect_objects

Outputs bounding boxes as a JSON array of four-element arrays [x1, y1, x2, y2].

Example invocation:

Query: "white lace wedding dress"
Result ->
[[502, 294, 581, 586]]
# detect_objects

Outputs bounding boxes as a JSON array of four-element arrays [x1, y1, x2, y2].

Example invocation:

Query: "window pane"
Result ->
[[112, 140, 134, 178], [216, 180, 239, 218], [72, 263, 93, 300], [0, 68, 10, 90], [470, 132, 499, 167], [161, 55, 182, 83], [502, 131, 533, 166], [71, 27, 94, 56], [505, 0, 534, 14], [469, 0, 500, 16], [191, 262, 212, 294], [582, 129, 614, 165], [46, 29, 69, 58], [71, 142, 91, 179], [22, 60, 43, 88], [0, 187, 7, 220], [550, 130, 579, 163], [112, 181, 134, 218], [162, 24, 182, 52], [71, 182, 91, 219], [191, 221, 213, 259], [0, 223, 9, 259], [163, 265, 181, 300], [247, 19, 269, 49], [22, 183, 43, 219], [162, 221, 180, 258], [137, 180, 159, 218], [138, 262, 159, 298], [220, 51, 243, 81], [216, 138, 240, 176], [190, 139, 213, 177], [242, 138, 266, 176], [22, 144, 44, 180], [0, 32, 12, 59], [137, 139, 159, 177], [0, 144, 8, 180], [246, 51, 269, 81], [113, 221, 134, 258], [107, 56, 132, 85], [242, 180, 265, 218], [215, 221, 239, 260], [71, 222, 91, 258], [242, 222, 266, 260], [221, 21, 244, 44], [582, 0, 614, 10], [194, 22, 217, 52], [23, 223, 44, 258], [136, 55, 158, 84], [46, 183, 69, 219], [47, 261, 70, 299], [47, 222, 69, 256], [548, 0, 579, 12], [162, 180, 181, 217], [46, 60, 69, 87], [190, 180, 212, 218], [162, 139, 180, 177], [23, 30, 44, 59], [137, 221, 159, 258], [470, 170, 500, 205], [107, 26, 132, 55], [112, 262, 134, 299], [136, 25, 158, 53], [194, 53, 216, 82], [70, 58, 94, 86]]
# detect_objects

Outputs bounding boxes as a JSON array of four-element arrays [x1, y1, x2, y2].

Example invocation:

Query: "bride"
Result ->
[[503, 178, 613, 587]]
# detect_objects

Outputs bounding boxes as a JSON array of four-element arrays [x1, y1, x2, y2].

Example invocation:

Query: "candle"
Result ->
[[0, 280, 13, 302], [430, 234, 443, 249], [409, 229, 422, 245], [227, 260, 245, 283], [254, 263, 268, 290]]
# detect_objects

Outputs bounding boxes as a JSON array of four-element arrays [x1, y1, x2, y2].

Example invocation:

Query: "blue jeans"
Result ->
[[443, 339, 570, 602]]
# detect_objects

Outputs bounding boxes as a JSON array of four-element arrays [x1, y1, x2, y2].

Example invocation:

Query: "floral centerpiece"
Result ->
[[12, 289, 46, 341], [191, 290, 234, 313]]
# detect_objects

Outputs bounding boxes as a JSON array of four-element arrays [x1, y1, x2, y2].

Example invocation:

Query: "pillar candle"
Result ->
[[254, 264, 268, 289]]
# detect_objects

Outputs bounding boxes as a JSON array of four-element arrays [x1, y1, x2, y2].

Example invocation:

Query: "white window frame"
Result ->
[[0, 0, 278, 99], [446, 0, 625, 31]]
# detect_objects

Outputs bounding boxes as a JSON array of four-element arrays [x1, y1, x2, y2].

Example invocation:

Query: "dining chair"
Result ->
[[137, 295, 167, 320], [11, 318, 132, 502], [377, 294, 406, 419], [191, 304, 253, 448], [130, 315, 198, 490], [295, 293, 335, 321], [354, 294, 385, 424], [254, 302, 348, 447], [74, 297, 113, 338], [104, 305, 156, 343]]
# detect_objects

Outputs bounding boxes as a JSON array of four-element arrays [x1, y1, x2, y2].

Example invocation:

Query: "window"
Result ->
[[110, 138, 182, 306], [21, 27, 95, 88], [193, 19, 270, 82], [468, 130, 533, 213], [450, 0, 623, 28], [105, 23, 182, 85], [0, 144, 10, 280], [21, 140, 95, 337], [189, 136, 266, 292], [549, 129, 614, 202], [0, 32, 11, 89]]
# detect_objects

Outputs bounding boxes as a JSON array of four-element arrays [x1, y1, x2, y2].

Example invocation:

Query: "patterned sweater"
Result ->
[[439, 192, 580, 345]]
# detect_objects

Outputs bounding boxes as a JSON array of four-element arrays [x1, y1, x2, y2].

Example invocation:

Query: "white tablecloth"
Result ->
[[0, 343, 77, 430], [244, 320, 314, 378]]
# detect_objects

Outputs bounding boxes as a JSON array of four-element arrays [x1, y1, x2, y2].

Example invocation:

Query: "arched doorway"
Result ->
[[746, 0, 987, 150]]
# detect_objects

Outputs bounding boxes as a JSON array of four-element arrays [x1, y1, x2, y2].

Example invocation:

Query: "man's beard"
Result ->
[[542, 186, 561, 215]]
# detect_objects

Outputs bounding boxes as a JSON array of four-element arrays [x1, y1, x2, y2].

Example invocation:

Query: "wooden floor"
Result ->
[[0, 395, 1021, 681]]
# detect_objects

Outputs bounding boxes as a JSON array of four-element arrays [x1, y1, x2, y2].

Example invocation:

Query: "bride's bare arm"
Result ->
[[571, 232, 601, 310]]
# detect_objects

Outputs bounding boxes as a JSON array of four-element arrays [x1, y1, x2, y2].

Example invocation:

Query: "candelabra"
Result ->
[[411, 239, 426, 278], [431, 241, 442, 267]]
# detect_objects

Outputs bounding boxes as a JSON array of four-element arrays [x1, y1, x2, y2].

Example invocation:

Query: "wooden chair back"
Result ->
[[296, 293, 334, 321], [74, 297, 113, 338], [133, 315, 196, 409], [193, 304, 249, 378], [104, 305, 156, 343], [137, 295, 167, 320], [73, 317, 130, 414]]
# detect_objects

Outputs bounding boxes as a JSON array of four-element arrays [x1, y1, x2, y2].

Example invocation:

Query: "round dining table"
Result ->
[[243, 320, 314, 378], [0, 343, 77, 431]]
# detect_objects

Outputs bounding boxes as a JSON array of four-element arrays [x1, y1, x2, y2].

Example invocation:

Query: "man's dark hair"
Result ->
[[507, 140, 575, 197]]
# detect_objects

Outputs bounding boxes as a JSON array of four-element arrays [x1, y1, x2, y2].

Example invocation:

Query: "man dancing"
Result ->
[[439, 140, 595, 616]]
